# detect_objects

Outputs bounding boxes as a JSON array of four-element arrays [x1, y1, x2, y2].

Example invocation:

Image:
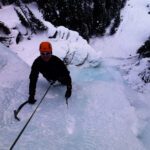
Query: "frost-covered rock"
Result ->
[[43, 21, 56, 37], [56, 26, 69, 40], [138, 58, 150, 83], [120, 57, 150, 93]]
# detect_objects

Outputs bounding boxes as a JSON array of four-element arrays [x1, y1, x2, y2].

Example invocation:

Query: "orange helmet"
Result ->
[[39, 41, 52, 52]]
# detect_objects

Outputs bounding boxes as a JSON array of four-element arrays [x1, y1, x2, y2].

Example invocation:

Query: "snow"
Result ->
[[90, 0, 150, 58], [0, 5, 20, 28], [0, 0, 150, 150]]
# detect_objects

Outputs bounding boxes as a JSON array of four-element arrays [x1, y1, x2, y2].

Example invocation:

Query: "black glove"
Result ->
[[65, 88, 72, 99], [28, 95, 37, 104]]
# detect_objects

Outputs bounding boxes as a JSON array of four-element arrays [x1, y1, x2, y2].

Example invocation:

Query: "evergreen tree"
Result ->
[[35, 0, 126, 40], [0, 21, 11, 34], [16, 31, 23, 44], [3, 0, 126, 40], [15, 0, 47, 34], [1, 0, 15, 5], [22, 0, 34, 3], [27, 6, 47, 31], [0, 21, 11, 46], [137, 37, 150, 58], [110, 15, 120, 35], [2, 0, 126, 39], [14, 7, 29, 28], [36, 0, 60, 25], [0, 36, 11, 47]]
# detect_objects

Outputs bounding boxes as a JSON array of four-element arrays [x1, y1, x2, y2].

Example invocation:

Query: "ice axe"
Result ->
[[14, 100, 29, 121], [13, 81, 54, 121]]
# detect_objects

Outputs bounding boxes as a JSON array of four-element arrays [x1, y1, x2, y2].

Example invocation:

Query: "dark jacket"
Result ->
[[29, 55, 72, 97]]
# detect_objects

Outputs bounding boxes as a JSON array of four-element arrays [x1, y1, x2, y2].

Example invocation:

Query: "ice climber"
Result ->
[[28, 41, 72, 104]]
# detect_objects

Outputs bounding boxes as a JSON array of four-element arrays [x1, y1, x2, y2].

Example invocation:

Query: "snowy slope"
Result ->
[[0, 43, 29, 116], [0, 43, 30, 148], [90, 0, 150, 58]]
